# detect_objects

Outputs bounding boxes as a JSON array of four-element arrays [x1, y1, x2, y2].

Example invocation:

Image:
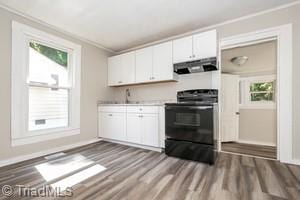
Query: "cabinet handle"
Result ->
[[193, 55, 196, 58], [152, 77, 155, 80], [108, 114, 113, 116], [118, 81, 122, 83], [140, 115, 143, 118]]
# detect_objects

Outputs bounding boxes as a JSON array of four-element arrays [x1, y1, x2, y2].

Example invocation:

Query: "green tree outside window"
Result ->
[[250, 82, 274, 101], [30, 42, 68, 67]]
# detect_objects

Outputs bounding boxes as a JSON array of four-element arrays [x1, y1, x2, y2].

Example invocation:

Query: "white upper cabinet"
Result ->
[[173, 30, 217, 64], [108, 51, 135, 86], [121, 51, 135, 84], [135, 46, 153, 83], [173, 36, 193, 64], [153, 41, 174, 81], [108, 55, 122, 86], [193, 30, 217, 60], [108, 30, 218, 86]]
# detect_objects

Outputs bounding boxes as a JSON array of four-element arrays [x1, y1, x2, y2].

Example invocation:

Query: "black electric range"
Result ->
[[165, 89, 218, 164]]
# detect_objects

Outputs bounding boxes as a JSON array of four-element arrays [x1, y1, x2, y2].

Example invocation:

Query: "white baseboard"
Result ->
[[237, 139, 276, 147], [288, 159, 300, 165], [0, 138, 102, 168], [102, 138, 162, 152]]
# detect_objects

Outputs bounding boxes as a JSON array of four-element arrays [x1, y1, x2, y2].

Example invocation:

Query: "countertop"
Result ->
[[97, 100, 176, 106]]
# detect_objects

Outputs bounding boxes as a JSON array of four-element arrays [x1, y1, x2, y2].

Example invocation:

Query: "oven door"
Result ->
[[165, 105, 213, 145]]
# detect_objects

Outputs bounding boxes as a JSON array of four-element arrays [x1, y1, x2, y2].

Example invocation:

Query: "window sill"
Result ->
[[11, 128, 80, 147]]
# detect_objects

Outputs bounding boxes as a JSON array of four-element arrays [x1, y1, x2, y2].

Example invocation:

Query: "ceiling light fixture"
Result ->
[[230, 56, 248, 66]]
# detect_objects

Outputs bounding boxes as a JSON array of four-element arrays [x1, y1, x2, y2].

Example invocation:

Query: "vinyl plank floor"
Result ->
[[0, 141, 299, 200], [221, 142, 277, 159]]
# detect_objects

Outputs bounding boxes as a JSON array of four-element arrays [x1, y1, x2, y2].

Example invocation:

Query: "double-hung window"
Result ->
[[239, 75, 276, 109], [249, 81, 275, 102], [11, 21, 81, 146]]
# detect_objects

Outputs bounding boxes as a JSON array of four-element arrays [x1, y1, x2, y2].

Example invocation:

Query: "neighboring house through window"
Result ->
[[11, 21, 81, 146]]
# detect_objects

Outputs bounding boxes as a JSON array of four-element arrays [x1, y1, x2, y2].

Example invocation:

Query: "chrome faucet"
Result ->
[[125, 88, 130, 104]]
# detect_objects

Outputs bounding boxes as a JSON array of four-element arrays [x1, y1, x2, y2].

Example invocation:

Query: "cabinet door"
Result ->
[[99, 112, 126, 141], [193, 30, 217, 60], [135, 46, 153, 83], [173, 36, 193, 64], [141, 114, 159, 147], [121, 51, 135, 84], [153, 41, 173, 81], [108, 55, 122, 86], [126, 113, 142, 144]]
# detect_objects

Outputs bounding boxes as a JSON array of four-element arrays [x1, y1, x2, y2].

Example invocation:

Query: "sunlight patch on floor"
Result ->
[[35, 154, 94, 181], [51, 164, 106, 191]]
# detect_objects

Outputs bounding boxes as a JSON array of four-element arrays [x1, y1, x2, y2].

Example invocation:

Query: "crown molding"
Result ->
[[119, 0, 300, 53], [0, 3, 116, 53]]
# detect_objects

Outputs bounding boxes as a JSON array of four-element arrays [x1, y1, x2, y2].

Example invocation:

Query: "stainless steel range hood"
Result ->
[[173, 57, 218, 74]]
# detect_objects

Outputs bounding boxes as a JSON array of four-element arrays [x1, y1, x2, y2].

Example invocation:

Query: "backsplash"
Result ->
[[112, 72, 218, 102]]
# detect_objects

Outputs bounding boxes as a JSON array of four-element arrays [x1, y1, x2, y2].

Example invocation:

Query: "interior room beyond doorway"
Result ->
[[220, 40, 277, 159]]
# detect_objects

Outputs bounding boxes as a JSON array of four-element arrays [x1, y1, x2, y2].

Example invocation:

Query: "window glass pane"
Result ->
[[29, 42, 69, 86], [29, 87, 69, 131], [251, 92, 273, 102], [250, 82, 273, 92]]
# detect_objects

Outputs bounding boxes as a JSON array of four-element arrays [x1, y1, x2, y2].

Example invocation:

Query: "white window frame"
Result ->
[[11, 21, 81, 146], [239, 75, 276, 109]]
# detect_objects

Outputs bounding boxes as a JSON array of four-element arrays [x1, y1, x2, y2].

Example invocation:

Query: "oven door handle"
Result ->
[[166, 106, 213, 110]]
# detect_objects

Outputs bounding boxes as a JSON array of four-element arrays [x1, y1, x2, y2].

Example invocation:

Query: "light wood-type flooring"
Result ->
[[0, 141, 299, 200]]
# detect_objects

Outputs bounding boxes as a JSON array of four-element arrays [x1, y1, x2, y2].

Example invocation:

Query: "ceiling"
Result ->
[[0, 0, 297, 52], [221, 41, 277, 77]]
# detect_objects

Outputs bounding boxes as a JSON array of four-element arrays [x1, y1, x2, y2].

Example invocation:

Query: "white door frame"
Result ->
[[218, 24, 293, 164]]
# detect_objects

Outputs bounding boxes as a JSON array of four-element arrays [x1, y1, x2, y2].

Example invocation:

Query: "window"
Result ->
[[250, 81, 275, 102], [11, 21, 81, 146], [28, 42, 70, 131], [240, 75, 276, 109]]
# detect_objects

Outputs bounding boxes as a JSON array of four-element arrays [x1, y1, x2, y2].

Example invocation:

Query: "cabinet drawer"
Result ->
[[126, 106, 158, 113], [98, 106, 126, 113]]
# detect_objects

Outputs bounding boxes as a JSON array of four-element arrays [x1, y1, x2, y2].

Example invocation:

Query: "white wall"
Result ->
[[239, 109, 276, 145]]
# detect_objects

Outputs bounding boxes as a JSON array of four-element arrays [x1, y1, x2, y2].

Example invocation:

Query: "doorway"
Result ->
[[218, 24, 293, 163], [220, 40, 277, 159]]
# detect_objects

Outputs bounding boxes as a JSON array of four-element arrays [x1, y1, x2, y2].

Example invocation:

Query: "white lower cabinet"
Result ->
[[140, 114, 159, 147], [99, 112, 126, 141], [126, 113, 159, 147], [126, 113, 142, 144], [98, 106, 160, 148]]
